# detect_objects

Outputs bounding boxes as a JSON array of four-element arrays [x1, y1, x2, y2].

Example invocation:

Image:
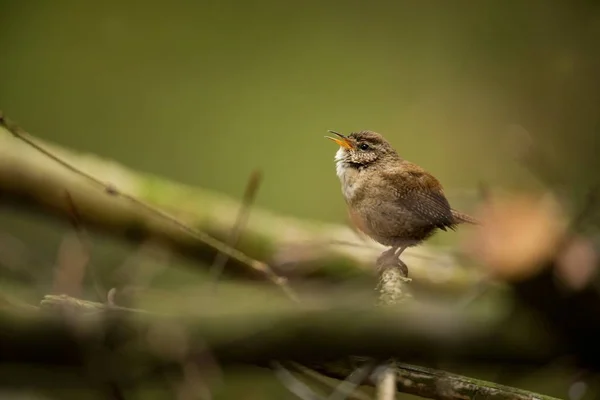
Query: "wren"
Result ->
[[326, 130, 477, 276]]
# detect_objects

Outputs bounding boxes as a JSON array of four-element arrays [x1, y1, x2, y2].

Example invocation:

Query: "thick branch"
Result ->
[[302, 361, 560, 400], [1, 294, 561, 370], [0, 123, 479, 293], [0, 294, 562, 400]]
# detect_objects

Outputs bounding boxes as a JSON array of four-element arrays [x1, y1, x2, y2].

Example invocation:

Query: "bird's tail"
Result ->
[[451, 209, 479, 225]]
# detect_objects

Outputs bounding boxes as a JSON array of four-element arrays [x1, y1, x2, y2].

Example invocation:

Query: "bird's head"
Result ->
[[325, 130, 398, 167]]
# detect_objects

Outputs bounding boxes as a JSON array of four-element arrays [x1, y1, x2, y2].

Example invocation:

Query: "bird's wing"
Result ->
[[381, 163, 456, 231]]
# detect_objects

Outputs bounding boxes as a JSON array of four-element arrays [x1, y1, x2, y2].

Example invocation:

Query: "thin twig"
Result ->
[[0, 112, 298, 303], [210, 170, 262, 287], [272, 361, 325, 400], [326, 361, 377, 400], [286, 363, 372, 400], [53, 229, 89, 299], [64, 191, 107, 301]]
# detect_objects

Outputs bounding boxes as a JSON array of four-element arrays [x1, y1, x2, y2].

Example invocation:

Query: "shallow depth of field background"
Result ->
[[3, 1, 600, 225], [1, 1, 599, 399]]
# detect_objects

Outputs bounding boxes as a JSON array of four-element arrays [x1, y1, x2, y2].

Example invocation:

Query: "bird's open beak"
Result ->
[[325, 130, 353, 150]]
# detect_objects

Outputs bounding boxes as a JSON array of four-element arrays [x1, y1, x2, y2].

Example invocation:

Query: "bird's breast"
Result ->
[[335, 163, 365, 203], [347, 206, 375, 238]]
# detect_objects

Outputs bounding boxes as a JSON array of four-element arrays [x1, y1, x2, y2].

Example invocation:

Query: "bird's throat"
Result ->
[[334, 149, 363, 202], [334, 148, 347, 181]]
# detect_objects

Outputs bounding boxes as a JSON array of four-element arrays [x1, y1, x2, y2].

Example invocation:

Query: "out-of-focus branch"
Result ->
[[0, 115, 480, 294], [0, 294, 562, 400], [303, 361, 561, 400], [3, 294, 560, 368], [0, 113, 299, 302], [209, 169, 263, 286]]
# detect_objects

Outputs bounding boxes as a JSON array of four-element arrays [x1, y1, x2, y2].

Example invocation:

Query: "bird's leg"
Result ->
[[375, 246, 409, 276], [394, 246, 406, 256], [375, 245, 409, 277], [394, 246, 408, 277], [376, 246, 398, 268]]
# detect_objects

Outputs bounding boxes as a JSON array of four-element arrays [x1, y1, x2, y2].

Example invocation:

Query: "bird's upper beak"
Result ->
[[325, 130, 353, 150]]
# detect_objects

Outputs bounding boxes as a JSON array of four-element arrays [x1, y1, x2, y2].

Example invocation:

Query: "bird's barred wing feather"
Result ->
[[382, 165, 456, 231]]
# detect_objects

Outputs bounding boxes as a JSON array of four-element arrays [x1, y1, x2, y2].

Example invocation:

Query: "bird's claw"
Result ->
[[376, 249, 409, 277]]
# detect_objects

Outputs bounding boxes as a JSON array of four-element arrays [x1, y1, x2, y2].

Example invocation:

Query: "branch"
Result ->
[[209, 169, 263, 286], [0, 114, 481, 294], [10, 294, 560, 367], [374, 254, 413, 399], [0, 294, 562, 400], [0, 112, 299, 302], [304, 361, 561, 400]]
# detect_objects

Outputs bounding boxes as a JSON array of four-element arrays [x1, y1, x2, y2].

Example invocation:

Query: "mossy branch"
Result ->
[[0, 113, 480, 294]]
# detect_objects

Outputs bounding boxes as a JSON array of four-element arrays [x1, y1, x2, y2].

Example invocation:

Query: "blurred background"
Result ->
[[1, 1, 600, 399], [2, 0, 600, 224]]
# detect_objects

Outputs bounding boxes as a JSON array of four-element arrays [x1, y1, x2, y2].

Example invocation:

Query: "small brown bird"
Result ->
[[326, 130, 477, 276]]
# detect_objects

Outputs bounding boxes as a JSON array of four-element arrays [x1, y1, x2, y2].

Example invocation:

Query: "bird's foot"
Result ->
[[376, 248, 409, 278]]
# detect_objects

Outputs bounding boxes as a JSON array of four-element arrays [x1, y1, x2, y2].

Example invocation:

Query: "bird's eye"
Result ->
[[359, 143, 370, 151]]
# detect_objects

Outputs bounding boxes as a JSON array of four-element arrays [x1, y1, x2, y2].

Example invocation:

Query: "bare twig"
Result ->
[[327, 361, 377, 400], [308, 360, 563, 400], [39, 293, 151, 314], [0, 112, 298, 302], [210, 170, 262, 287], [53, 230, 89, 299], [286, 363, 372, 400], [64, 191, 107, 301], [272, 361, 325, 400]]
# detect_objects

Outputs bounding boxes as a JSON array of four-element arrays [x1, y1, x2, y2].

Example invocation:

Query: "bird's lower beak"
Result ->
[[325, 130, 353, 150]]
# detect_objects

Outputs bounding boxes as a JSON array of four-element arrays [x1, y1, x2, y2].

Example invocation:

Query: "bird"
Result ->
[[325, 130, 478, 276]]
